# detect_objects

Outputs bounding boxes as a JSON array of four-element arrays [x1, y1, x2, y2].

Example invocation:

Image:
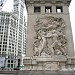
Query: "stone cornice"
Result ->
[[25, 0, 71, 6]]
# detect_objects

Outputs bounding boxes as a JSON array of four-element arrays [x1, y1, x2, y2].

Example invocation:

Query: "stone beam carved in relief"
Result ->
[[33, 16, 67, 57]]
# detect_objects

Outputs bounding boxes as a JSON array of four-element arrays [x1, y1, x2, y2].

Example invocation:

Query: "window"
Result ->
[[11, 60, 13, 63], [56, 6, 63, 13], [0, 42, 2, 44], [11, 64, 13, 68], [7, 64, 10, 68], [34, 6, 41, 13], [9, 46, 11, 48], [5, 49, 6, 51], [3, 42, 7, 44], [2, 53, 6, 57], [45, 6, 52, 13], [8, 60, 10, 63], [0, 45, 1, 47]]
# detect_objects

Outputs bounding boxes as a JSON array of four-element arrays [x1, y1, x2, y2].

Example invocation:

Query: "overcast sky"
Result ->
[[2, 0, 75, 50]]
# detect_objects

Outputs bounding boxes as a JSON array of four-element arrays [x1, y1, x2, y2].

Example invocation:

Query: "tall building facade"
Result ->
[[13, 0, 26, 57], [0, 11, 18, 69], [0, 0, 26, 69], [23, 0, 75, 70]]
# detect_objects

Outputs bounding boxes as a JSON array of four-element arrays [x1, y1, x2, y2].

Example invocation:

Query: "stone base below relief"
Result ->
[[18, 70, 75, 75], [23, 55, 74, 70]]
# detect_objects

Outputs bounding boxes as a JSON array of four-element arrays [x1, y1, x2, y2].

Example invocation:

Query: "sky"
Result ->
[[2, 0, 75, 50]]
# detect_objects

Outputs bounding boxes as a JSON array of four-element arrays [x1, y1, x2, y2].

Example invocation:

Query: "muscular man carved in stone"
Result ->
[[33, 16, 67, 57]]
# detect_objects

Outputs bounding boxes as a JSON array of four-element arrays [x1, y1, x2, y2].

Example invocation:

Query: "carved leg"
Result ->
[[60, 47, 66, 55]]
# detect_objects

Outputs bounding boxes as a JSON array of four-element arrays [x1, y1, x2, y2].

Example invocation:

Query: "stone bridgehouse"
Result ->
[[0, 0, 75, 75]]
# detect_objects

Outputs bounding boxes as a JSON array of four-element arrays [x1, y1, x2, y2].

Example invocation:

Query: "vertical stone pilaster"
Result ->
[[41, 5, 45, 14], [63, 5, 69, 14], [52, 5, 56, 14]]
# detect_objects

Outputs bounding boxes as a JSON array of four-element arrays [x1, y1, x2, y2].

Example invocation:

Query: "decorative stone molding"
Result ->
[[33, 16, 67, 57], [25, 0, 71, 6]]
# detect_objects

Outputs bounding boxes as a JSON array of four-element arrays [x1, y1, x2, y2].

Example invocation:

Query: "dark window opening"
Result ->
[[11, 60, 13, 63], [34, 6, 41, 13], [8, 60, 10, 63], [45, 6, 52, 13], [56, 6, 63, 13], [7, 64, 10, 68], [11, 64, 13, 68], [0, 45, 1, 47]]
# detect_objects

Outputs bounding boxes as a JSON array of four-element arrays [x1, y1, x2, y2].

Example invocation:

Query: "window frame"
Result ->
[[56, 6, 63, 13], [34, 6, 41, 13], [45, 6, 52, 13]]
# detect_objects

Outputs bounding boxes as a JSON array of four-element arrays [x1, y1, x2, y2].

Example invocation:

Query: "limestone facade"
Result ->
[[24, 0, 75, 70]]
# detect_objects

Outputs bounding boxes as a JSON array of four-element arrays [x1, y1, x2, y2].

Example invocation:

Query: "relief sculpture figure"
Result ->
[[33, 16, 67, 56]]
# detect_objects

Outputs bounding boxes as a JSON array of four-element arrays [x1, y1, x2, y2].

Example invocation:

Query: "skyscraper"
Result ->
[[0, 11, 18, 69], [0, 0, 26, 70], [13, 0, 26, 57]]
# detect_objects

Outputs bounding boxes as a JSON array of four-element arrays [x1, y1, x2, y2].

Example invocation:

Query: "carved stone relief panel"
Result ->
[[33, 16, 67, 57], [44, 62, 59, 70]]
